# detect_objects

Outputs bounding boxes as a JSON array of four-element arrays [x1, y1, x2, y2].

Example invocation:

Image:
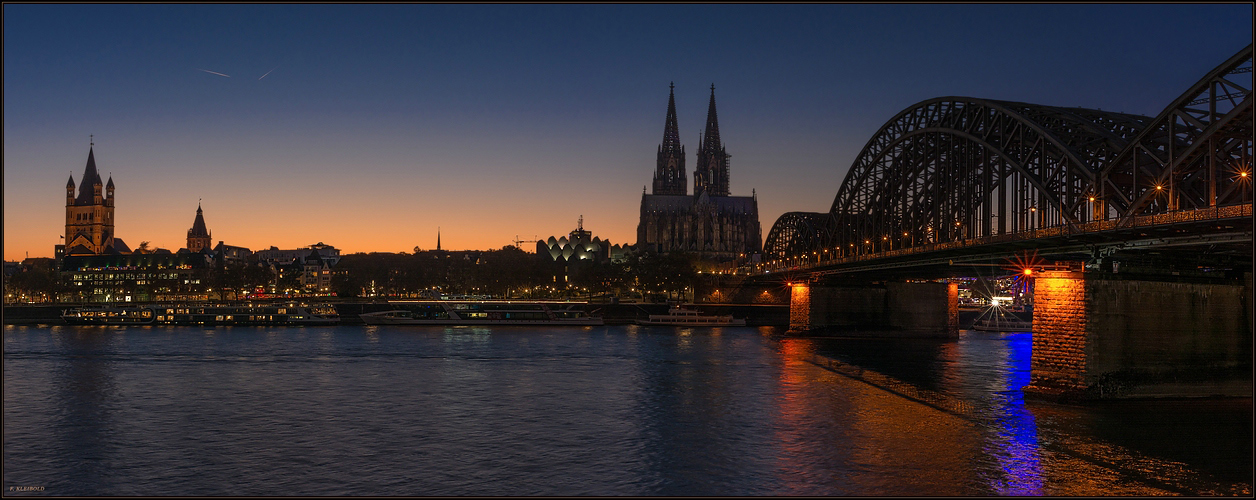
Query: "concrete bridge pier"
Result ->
[[787, 281, 959, 337], [1025, 271, 1252, 401]]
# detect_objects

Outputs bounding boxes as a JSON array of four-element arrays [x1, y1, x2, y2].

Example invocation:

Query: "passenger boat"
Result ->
[[359, 300, 603, 326], [635, 306, 746, 326], [62, 302, 340, 326], [61, 305, 155, 325]]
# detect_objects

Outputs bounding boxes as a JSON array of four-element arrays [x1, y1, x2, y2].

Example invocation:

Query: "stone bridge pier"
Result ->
[[1025, 271, 1253, 400], [787, 281, 959, 337]]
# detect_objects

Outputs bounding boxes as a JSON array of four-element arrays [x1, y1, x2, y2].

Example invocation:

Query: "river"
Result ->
[[3, 324, 1250, 495]]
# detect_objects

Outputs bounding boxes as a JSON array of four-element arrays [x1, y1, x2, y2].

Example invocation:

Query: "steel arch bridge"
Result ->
[[764, 44, 1253, 264]]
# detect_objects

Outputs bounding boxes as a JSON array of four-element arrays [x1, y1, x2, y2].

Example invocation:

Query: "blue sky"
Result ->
[[4, 4, 1252, 259]]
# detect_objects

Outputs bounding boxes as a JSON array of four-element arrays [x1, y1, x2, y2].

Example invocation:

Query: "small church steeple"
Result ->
[[187, 201, 212, 253]]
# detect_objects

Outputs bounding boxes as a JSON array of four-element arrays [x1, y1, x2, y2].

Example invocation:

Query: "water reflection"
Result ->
[[971, 332, 1043, 495], [53, 328, 121, 494], [4, 324, 1249, 496], [794, 329, 1249, 495]]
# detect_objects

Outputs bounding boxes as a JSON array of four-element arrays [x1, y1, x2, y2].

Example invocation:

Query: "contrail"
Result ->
[[259, 65, 279, 80], [196, 68, 231, 78]]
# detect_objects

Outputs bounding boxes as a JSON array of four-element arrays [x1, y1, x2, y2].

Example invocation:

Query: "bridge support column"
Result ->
[[1026, 271, 1252, 400], [787, 281, 958, 337]]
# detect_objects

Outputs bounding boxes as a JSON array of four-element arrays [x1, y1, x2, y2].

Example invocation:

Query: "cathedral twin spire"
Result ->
[[652, 83, 687, 196], [651, 83, 731, 197], [695, 84, 730, 197]]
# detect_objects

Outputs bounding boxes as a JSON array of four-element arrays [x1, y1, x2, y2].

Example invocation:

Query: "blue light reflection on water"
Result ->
[[984, 331, 1044, 495]]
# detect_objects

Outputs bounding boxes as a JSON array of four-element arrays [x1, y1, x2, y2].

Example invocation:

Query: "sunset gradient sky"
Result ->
[[4, 4, 1252, 260]]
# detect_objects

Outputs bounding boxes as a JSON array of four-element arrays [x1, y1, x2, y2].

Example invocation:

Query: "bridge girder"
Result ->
[[1098, 44, 1254, 222]]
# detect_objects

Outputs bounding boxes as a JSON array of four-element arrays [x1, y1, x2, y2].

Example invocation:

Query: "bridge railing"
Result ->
[[759, 203, 1252, 274]]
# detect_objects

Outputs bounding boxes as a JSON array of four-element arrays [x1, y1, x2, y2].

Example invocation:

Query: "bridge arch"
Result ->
[[825, 97, 1151, 253], [763, 211, 834, 261]]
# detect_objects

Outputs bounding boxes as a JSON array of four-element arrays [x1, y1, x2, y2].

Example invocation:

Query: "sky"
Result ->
[[3, 4, 1252, 260]]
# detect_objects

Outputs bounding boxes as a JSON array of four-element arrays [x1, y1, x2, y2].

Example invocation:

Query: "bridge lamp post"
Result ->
[[1234, 167, 1251, 203], [1153, 184, 1168, 212]]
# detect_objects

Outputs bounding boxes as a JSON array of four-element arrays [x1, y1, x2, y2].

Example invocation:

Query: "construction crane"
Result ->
[[513, 235, 540, 249]]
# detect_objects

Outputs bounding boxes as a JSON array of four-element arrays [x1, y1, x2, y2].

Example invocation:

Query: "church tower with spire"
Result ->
[[64, 142, 117, 255], [187, 203, 212, 253], [694, 84, 731, 197], [652, 83, 687, 196]]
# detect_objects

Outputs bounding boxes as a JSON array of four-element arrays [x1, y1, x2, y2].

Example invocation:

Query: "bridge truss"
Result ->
[[765, 45, 1253, 263]]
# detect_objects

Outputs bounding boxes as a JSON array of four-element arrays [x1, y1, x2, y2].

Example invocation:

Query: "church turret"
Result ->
[[652, 82, 687, 196], [106, 176, 115, 207], [694, 84, 731, 197], [187, 203, 212, 253], [66, 175, 75, 205]]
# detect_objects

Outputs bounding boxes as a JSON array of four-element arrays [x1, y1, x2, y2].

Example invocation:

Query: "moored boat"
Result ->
[[359, 300, 603, 326], [635, 306, 746, 326], [62, 305, 156, 325], [63, 302, 339, 326]]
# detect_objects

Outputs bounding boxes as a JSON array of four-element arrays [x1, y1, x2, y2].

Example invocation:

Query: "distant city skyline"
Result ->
[[4, 3, 1252, 261]]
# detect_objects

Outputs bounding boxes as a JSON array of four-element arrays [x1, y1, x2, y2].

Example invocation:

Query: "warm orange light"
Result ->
[[1023, 268, 1033, 276], [1155, 185, 1163, 190], [1089, 196, 1095, 202], [1242, 171, 1249, 178]]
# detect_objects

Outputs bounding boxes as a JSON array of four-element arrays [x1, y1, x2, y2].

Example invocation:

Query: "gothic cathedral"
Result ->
[[637, 84, 762, 262]]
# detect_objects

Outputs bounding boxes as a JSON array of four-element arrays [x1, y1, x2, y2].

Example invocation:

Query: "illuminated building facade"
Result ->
[[637, 84, 762, 262], [537, 218, 632, 286]]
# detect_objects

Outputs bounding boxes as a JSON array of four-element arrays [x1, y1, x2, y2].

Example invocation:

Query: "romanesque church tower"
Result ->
[[64, 146, 116, 255], [187, 203, 212, 253]]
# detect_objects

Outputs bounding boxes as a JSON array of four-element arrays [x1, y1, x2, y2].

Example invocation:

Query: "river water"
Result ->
[[3, 324, 1251, 495]]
